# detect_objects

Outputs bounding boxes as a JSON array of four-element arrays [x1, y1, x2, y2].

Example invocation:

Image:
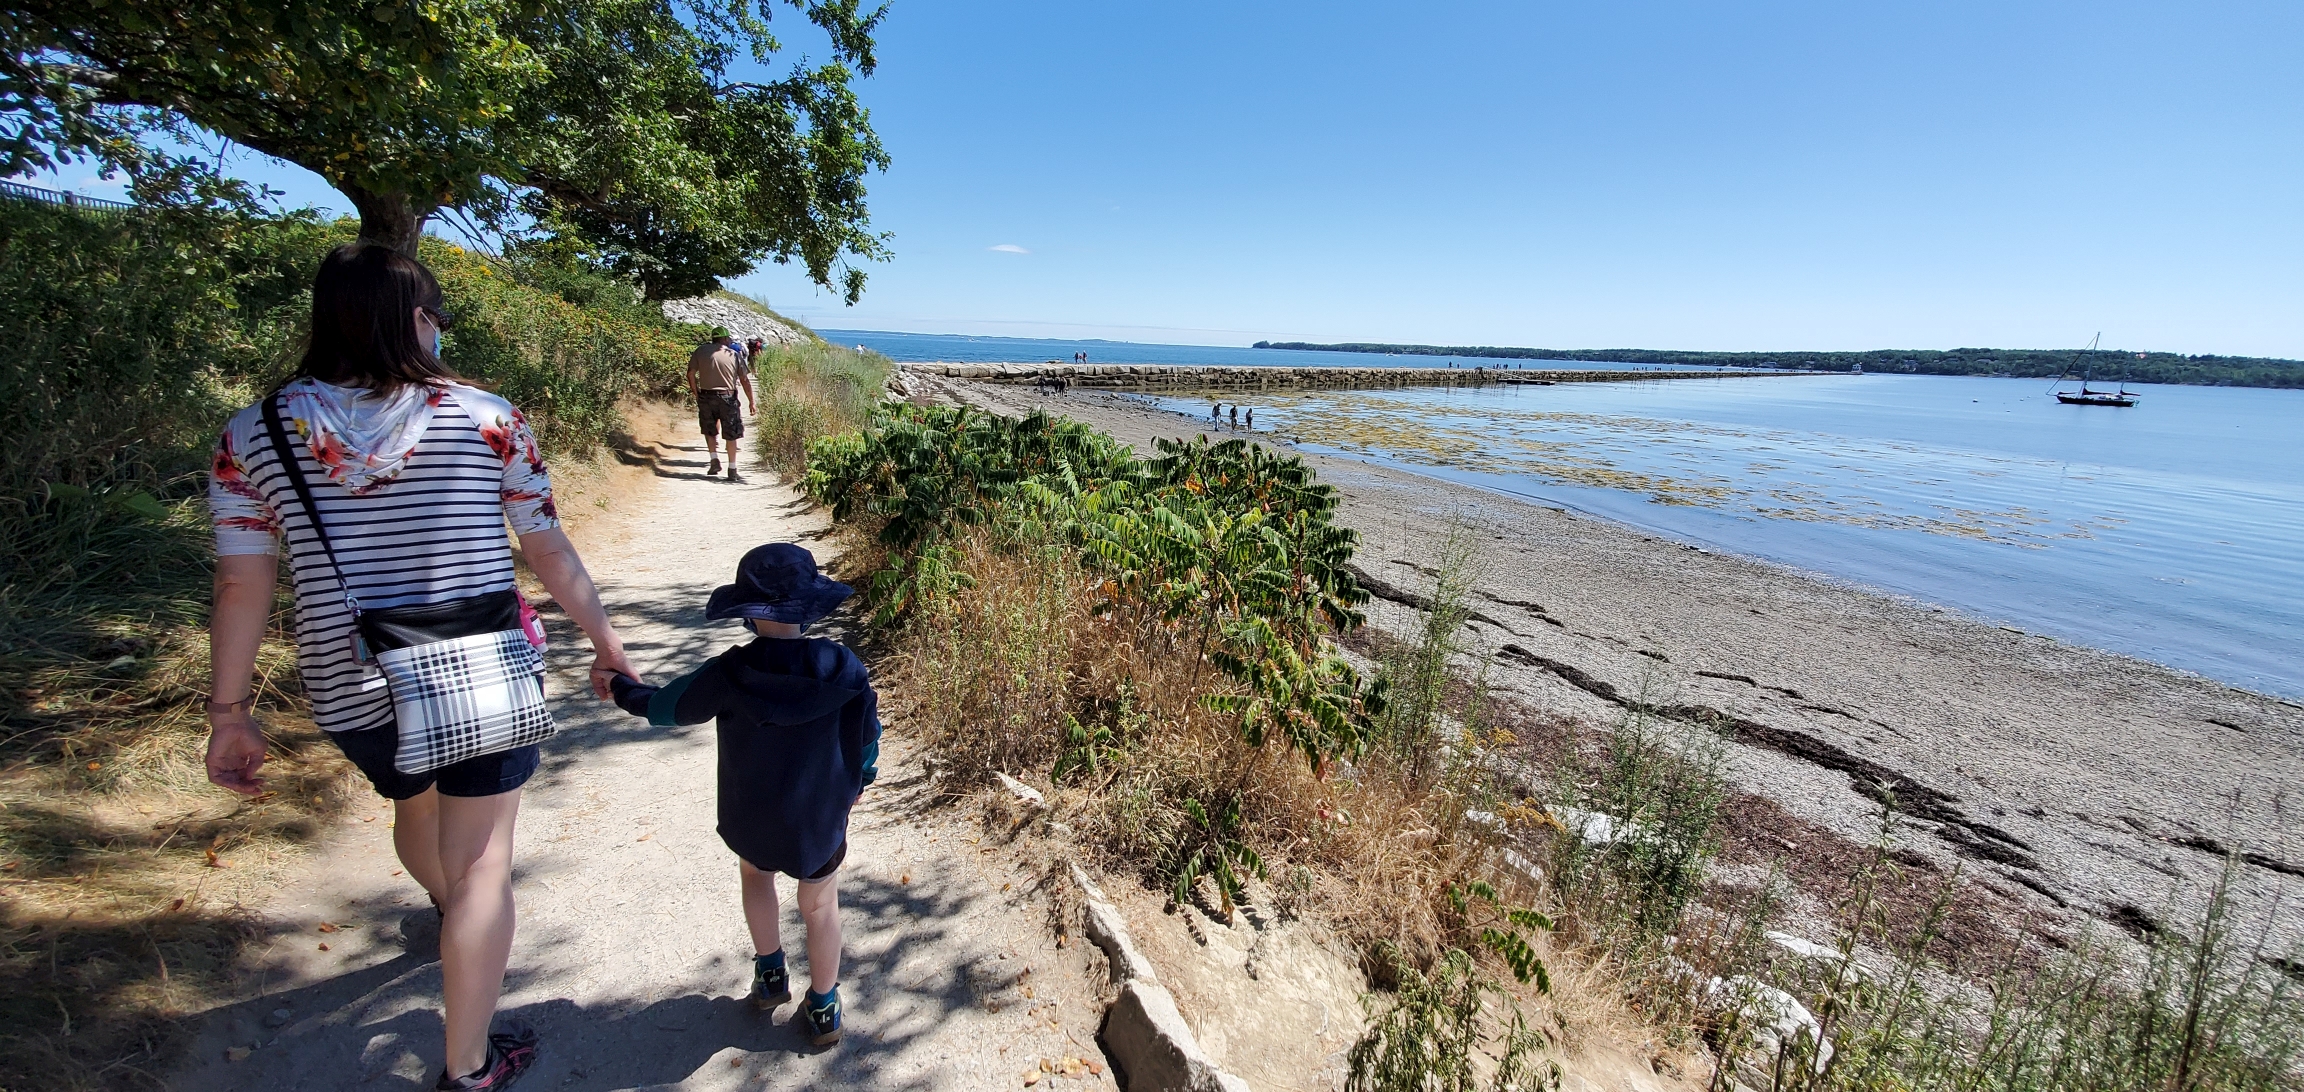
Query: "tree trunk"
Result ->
[[339, 183, 436, 257]]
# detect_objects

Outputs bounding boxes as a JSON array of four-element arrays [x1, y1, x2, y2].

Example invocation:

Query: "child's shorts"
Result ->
[[779, 841, 845, 882]]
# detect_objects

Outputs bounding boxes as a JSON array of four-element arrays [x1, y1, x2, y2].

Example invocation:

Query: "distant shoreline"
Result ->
[[1254, 340, 2304, 389]]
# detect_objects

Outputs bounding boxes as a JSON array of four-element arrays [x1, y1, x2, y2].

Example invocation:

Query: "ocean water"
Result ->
[[838, 330, 2304, 697]]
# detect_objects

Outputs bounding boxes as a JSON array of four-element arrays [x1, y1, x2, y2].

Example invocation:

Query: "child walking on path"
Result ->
[[607, 543, 880, 1046]]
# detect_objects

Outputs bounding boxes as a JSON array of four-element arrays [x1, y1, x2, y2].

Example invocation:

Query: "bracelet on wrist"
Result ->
[[205, 694, 255, 716]]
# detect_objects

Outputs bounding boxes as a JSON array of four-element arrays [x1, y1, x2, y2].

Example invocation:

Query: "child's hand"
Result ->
[[589, 643, 642, 700]]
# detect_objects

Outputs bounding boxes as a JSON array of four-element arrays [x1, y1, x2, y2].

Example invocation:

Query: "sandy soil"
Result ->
[[170, 406, 1119, 1090], [918, 374, 2304, 958]]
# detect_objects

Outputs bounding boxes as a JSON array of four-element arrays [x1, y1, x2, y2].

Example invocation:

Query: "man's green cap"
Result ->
[[710, 326, 731, 338]]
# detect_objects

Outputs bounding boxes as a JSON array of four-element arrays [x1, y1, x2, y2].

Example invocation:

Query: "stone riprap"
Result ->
[[898, 361, 1798, 392], [661, 295, 812, 348]]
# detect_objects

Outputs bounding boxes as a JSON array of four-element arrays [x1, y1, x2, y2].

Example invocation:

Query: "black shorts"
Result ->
[[327, 715, 541, 801], [745, 841, 846, 883], [698, 390, 744, 440]]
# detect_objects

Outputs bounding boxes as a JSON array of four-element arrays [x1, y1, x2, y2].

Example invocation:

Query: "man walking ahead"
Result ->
[[689, 327, 756, 482]]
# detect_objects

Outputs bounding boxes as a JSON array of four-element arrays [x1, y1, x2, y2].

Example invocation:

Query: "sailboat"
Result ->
[[2053, 334, 2138, 407]]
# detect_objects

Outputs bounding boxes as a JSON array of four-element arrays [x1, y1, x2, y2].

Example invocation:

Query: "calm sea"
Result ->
[[833, 330, 2304, 698]]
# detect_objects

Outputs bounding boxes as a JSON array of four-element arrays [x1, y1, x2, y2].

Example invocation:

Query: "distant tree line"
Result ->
[[1250, 342, 2304, 389]]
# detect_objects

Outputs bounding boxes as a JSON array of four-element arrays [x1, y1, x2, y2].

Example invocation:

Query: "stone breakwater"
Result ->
[[897, 361, 1799, 392]]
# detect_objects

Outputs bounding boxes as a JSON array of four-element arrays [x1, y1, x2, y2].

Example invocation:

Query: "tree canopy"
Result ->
[[2, 0, 889, 299]]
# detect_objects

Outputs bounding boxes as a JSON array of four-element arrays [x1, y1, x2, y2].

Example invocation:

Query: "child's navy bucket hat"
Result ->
[[704, 543, 854, 625]]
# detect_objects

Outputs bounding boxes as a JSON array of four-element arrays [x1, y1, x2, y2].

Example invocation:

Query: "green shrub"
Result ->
[[803, 404, 1383, 768], [1348, 945, 1558, 1092]]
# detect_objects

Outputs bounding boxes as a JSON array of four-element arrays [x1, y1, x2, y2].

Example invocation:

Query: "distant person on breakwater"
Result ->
[[607, 543, 880, 1048]]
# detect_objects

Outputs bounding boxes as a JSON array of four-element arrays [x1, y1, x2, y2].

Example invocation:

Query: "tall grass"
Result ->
[[749, 340, 890, 479], [1768, 836, 2304, 1092], [1513, 718, 2304, 1091]]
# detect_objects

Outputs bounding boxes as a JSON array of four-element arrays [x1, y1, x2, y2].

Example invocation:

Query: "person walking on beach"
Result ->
[[1229, 405, 1239, 429], [1210, 401, 1222, 422], [204, 244, 638, 1090], [607, 543, 881, 1047], [1245, 408, 1255, 430], [689, 327, 756, 482]]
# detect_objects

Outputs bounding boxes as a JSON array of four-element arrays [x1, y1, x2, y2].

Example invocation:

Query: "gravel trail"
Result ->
[[171, 416, 1116, 1091]]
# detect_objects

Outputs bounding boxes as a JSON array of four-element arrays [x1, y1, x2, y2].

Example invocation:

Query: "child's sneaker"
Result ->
[[801, 986, 842, 1045], [708, 457, 723, 476], [750, 952, 791, 1010]]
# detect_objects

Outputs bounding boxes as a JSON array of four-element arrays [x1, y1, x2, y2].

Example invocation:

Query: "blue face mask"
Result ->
[[432, 328, 443, 357]]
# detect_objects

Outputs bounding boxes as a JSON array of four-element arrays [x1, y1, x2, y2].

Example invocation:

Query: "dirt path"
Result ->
[[171, 415, 1117, 1090]]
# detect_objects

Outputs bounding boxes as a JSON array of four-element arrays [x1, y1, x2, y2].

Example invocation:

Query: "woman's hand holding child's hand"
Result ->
[[589, 641, 642, 700]]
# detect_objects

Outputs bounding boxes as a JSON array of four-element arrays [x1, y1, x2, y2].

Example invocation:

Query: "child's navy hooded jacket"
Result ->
[[611, 636, 880, 879]]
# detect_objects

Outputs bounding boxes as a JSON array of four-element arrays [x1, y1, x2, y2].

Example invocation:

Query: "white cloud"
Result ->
[[987, 243, 1030, 254]]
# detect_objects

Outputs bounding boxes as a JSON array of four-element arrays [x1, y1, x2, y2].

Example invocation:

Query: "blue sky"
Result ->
[[40, 1, 2304, 355]]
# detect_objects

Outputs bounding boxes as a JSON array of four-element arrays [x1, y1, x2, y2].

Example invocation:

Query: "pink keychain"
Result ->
[[516, 591, 550, 652]]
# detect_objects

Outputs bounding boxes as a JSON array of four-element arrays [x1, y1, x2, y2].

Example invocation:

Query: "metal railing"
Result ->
[[0, 178, 136, 213]]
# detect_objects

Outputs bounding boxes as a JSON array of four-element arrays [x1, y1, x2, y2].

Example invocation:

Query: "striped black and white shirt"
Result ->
[[209, 380, 560, 733]]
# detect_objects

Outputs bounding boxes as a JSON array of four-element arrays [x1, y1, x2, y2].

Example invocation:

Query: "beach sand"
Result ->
[[910, 371, 2304, 957]]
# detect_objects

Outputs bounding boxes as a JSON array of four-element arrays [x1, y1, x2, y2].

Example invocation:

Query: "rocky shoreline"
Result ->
[[895, 359, 1799, 392], [901, 369, 2304, 959]]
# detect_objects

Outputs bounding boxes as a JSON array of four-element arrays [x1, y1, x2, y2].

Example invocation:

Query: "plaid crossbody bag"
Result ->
[[262, 392, 556, 774]]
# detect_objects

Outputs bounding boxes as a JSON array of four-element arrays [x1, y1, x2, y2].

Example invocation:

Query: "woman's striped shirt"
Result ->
[[208, 381, 560, 733]]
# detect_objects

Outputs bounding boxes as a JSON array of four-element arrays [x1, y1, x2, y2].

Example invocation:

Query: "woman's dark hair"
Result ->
[[297, 243, 461, 390]]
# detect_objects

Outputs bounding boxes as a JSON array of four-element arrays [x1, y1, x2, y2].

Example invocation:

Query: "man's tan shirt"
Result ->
[[688, 341, 749, 392]]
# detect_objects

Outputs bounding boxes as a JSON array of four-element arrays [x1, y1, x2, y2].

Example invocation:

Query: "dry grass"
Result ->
[[0, 556, 350, 1090], [856, 526, 1532, 977], [749, 342, 890, 480]]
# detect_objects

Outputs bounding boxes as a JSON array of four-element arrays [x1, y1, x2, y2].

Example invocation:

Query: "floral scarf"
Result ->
[[279, 377, 445, 494]]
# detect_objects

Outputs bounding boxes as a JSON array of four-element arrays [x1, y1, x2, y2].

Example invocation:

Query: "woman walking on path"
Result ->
[[202, 244, 638, 1091]]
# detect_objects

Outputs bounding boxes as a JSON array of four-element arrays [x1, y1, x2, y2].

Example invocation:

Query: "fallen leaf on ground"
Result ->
[[729, 1057, 742, 1068], [317, 943, 330, 951], [636, 833, 652, 842], [317, 922, 339, 933], [224, 1047, 251, 1062], [203, 849, 226, 868], [87, 761, 101, 770], [388, 869, 402, 876], [900, 873, 911, 884], [168, 898, 184, 911], [1022, 1071, 1040, 1086]]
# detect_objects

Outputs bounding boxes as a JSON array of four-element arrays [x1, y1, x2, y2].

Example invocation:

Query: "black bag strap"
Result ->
[[260, 390, 363, 616]]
